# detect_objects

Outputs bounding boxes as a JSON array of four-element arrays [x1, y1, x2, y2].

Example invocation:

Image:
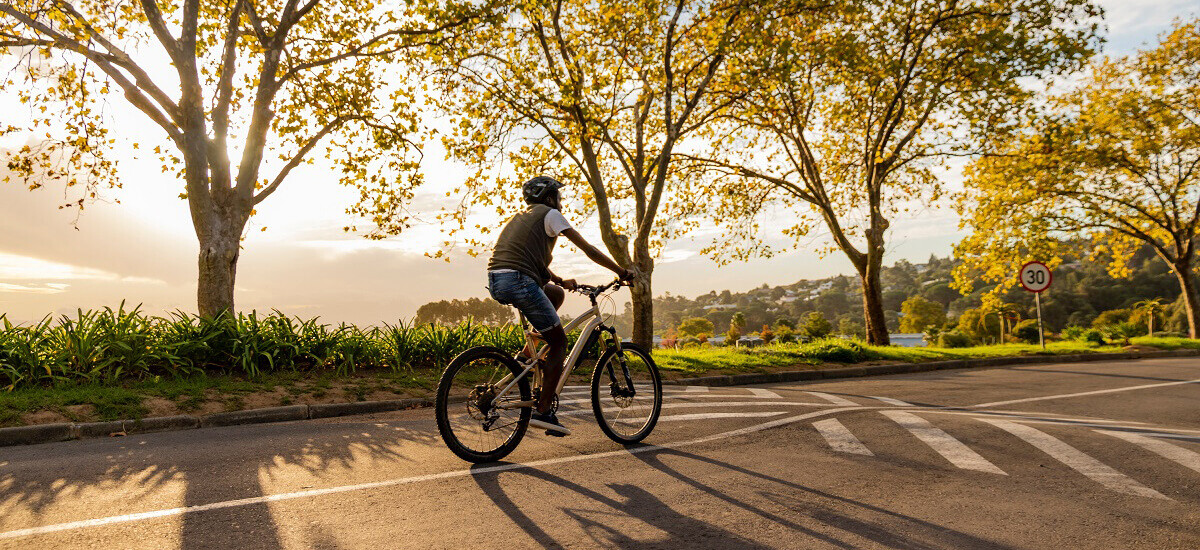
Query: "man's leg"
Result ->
[[537, 324, 567, 414], [536, 283, 567, 413], [523, 283, 565, 359]]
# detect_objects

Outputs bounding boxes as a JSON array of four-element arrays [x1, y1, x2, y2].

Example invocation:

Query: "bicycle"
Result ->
[[434, 278, 663, 463]]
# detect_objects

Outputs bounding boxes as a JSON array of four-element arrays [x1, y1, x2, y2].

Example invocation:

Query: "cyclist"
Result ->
[[487, 176, 633, 436]]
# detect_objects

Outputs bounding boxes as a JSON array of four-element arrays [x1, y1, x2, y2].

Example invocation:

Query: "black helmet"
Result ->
[[522, 176, 564, 205]]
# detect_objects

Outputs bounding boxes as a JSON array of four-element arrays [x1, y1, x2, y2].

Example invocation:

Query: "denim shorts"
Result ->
[[487, 270, 560, 332]]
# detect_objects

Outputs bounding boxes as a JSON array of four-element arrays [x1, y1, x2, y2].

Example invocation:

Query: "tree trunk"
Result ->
[[1174, 267, 1200, 339], [629, 269, 655, 350], [856, 242, 890, 345], [196, 208, 247, 319]]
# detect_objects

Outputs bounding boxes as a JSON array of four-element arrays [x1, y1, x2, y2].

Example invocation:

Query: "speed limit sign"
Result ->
[[1019, 261, 1052, 293]]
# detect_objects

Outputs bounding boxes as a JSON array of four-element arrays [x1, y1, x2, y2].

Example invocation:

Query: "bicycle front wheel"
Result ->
[[435, 346, 532, 463], [591, 343, 661, 444]]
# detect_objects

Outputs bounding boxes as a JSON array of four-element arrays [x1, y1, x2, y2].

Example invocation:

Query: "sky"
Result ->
[[0, 0, 1196, 325]]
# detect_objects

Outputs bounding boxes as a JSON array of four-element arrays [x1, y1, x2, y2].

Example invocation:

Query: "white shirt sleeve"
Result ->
[[544, 208, 573, 237]]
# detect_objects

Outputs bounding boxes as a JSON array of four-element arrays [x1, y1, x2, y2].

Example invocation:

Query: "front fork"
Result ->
[[601, 326, 636, 398]]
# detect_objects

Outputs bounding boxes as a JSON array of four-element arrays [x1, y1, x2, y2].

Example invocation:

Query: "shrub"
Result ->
[[1061, 326, 1086, 341], [1081, 328, 1105, 345], [1103, 322, 1144, 344], [803, 339, 871, 363], [760, 325, 775, 344], [775, 324, 796, 344], [1012, 319, 1041, 343], [1092, 309, 1131, 328], [936, 331, 972, 348], [678, 317, 714, 338], [801, 312, 832, 339]]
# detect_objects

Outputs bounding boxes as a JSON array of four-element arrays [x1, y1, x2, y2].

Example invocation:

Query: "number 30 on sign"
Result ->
[[1020, 261, 1052, 293]]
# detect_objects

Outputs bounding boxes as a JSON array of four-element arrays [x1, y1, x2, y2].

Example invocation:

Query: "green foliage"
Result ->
[[1061, 326, 1086, 340], [801, 312, 833, 339], [0, 308, 530, 391], [1012, 319, 1041, 344], [1081, 328, 1105, 345], [956, 308, 1001, 343], [838, 318, 865, 339], [1103, 322, 1146, 344], [936, 331, 973, 348], [1092, 309, 1132, 328], [898, 296, 946, 333], [678, 317, 715, 338]]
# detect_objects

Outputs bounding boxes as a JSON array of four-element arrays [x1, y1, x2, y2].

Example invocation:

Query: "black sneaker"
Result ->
[[529, 411, 571, 437]]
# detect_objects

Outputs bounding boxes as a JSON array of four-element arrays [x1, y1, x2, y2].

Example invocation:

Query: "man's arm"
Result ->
[[561, 228, 632, 279]]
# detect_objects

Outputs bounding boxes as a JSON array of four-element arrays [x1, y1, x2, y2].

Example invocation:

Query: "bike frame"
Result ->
[[491, 301, 620, 409]]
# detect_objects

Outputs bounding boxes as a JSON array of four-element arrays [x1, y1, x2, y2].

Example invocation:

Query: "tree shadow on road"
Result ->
[[0, 415, 439, 549], [469, 445, 1017, 550], [629, 448, 1017, 550]]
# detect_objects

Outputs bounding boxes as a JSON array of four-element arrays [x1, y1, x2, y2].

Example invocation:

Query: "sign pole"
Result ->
[[1035, 291, 1045, 349], [1019, 261, 1052, 350]]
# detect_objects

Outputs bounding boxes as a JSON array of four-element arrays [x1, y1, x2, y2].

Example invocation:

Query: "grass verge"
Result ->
[[1, 336, 1192, 428]]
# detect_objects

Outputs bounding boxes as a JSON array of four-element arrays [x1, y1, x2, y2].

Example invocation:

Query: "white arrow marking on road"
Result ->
[[656, 411, 787, 422], [882, 411, 1006, 475], [806, 392, 859, 406], [0, 406, 865, 541], [979, 418, 1169, 499], [813, 418, 873, 455], [1097, 430, 1200, 474], [870, 396, 913, 407], [747, 388, 782, 399], [970, 378, 1200, 409]]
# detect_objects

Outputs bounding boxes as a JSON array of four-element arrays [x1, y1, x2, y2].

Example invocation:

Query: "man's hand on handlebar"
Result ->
[[559, 278, 578, 291]]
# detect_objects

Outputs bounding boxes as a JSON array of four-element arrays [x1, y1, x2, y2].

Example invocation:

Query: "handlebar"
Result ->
[[570, 277, 629, 299]]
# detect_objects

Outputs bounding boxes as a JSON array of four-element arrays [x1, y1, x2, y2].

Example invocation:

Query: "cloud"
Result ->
[[0, 282, 69, 294]]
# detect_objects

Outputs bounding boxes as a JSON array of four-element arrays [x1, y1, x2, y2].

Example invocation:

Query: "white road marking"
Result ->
[[813, 418, 873, 455], [920, 410, 1157, 427], [970, 379, 1200, 409], [979, 418, 1169, 500], [656, 411, 787, 422], [748, 388, 782, 399], [806, 392, 859, 406], [0, 406, 864, 540], [871, 396, 913, 407], [1097, 430, 1200, 474], [558, 401, 836, 417], [881, 411, 1006, 475], [684, 385, 709, 393]]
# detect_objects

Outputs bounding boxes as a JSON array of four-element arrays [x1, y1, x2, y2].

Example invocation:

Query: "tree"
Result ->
[[898, 296, 945, 333], [677, 317, 714, 338], [730, 312, 747, 334], [838, 318, 864, 339], [801, 311, 832, 339], [1131, 298, 1163, 337], [415, 297, 512, 325], [956, 307, 1000, 343], [955, 20, 1200, 337], [1, 0, 490, 317], [687, 0, 1099, 345], [427, 0, 796, 348]]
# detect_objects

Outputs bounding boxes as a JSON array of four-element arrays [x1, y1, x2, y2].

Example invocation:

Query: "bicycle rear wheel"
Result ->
[[435, 346, 532, 463], [591, 343, 661, 444]]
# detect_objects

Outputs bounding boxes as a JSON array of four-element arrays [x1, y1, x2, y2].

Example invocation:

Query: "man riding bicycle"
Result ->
[[487, 176, 633, 436]]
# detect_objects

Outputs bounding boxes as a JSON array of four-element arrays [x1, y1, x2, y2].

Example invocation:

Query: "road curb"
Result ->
[[199, 405, 310, 428], [309, 398, 432, 419], [2, 349, 1197, 447]]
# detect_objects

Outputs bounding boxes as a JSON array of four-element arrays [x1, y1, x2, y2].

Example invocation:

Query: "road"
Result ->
[[1, 357, 1198, 549]]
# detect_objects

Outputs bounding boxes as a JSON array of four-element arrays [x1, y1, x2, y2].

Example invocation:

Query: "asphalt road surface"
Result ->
[[2, 357, 1198, 549]]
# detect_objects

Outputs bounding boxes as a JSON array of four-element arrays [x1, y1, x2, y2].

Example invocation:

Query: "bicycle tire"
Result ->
[[435, 346, 532, 463], [590, 343, 662, 444]]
